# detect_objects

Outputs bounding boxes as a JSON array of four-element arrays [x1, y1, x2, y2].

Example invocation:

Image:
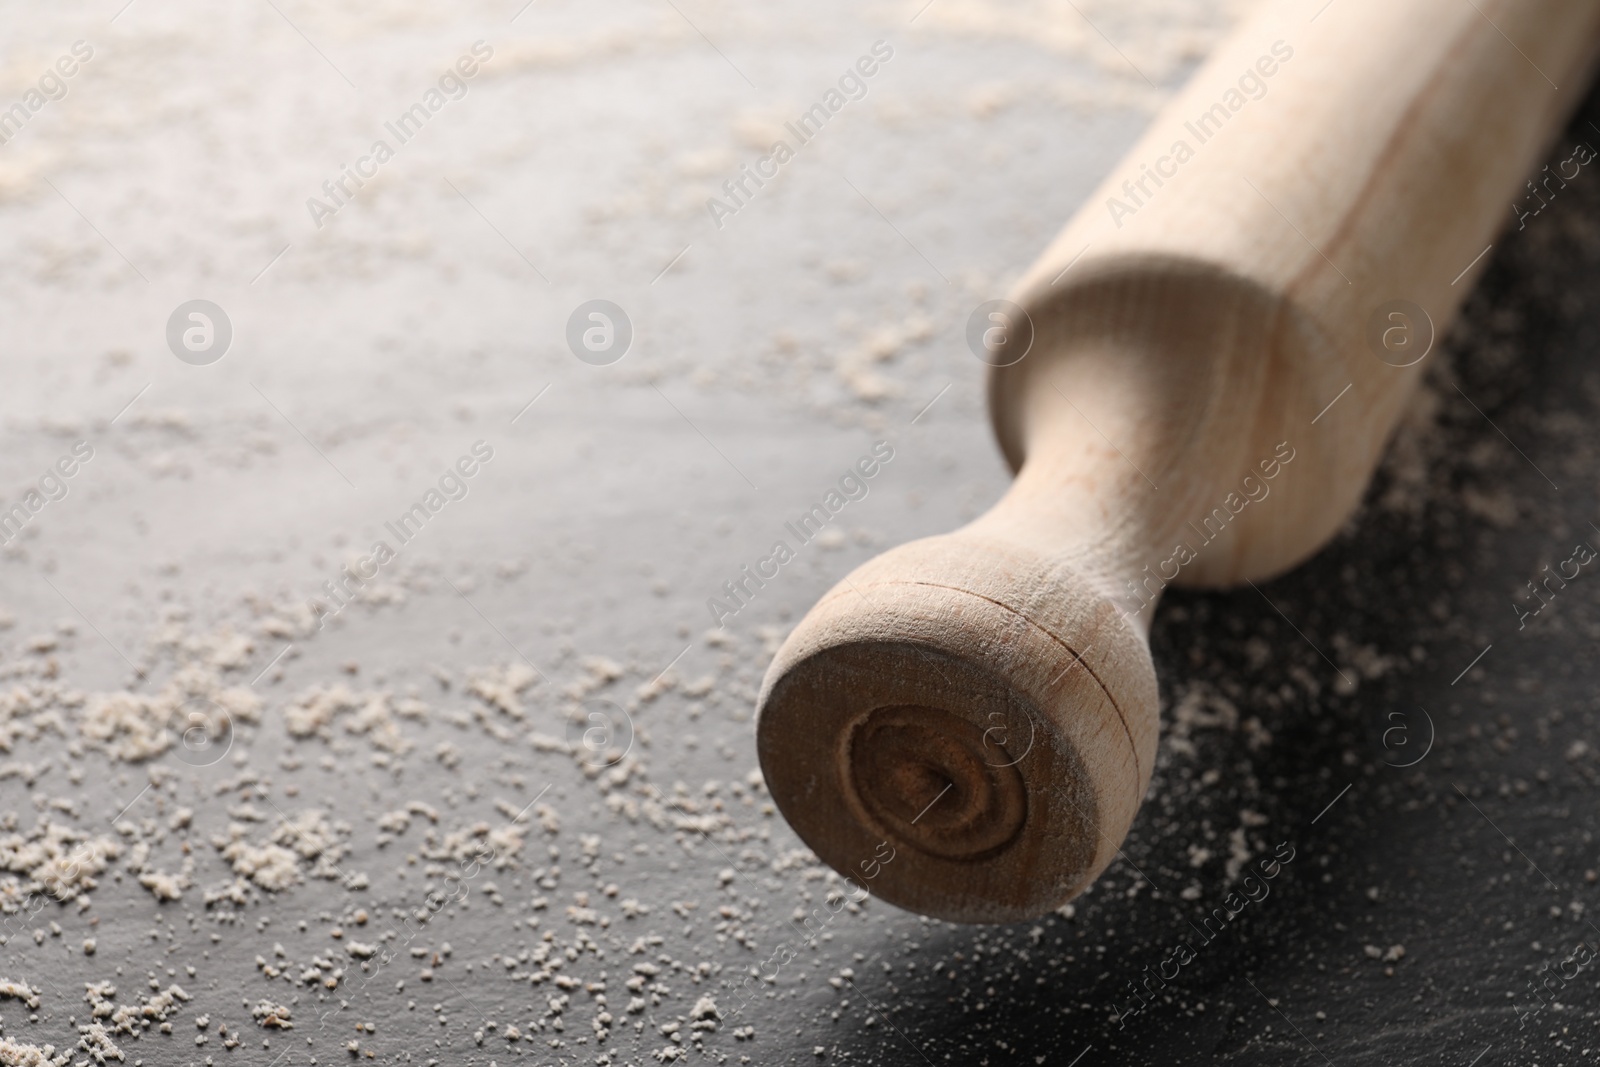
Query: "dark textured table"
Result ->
[[1, 2, 1598, 1065]]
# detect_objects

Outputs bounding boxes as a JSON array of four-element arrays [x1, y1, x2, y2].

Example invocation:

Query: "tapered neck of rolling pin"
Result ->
[[964, 386, 1171, 631]]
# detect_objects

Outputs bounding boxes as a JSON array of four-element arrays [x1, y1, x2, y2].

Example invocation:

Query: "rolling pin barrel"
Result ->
[[757, 0, 1600, 922]]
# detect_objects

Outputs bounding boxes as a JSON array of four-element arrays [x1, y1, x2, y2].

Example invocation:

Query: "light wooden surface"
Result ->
[[758, 0, 1600, 923]]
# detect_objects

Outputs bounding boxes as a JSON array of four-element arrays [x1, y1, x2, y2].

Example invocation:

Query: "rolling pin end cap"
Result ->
[[755, 536, 1158, 923]]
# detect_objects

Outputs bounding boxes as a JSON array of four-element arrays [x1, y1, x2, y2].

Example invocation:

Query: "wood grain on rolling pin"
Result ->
[[757, 0, 1600, 923]]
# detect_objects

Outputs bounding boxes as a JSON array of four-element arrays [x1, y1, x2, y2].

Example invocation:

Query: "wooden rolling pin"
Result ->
[[755, 0, 1600, 922]]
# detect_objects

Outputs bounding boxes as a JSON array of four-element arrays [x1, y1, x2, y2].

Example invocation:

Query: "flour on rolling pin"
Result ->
[[756, 0, 1600, 923]]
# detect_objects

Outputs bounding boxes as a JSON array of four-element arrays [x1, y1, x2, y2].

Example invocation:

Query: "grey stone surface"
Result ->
[[0, 2, 1597, 1064]]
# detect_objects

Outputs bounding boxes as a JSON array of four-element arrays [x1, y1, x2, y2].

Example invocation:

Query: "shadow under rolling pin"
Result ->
[[755, 0, 1600, 922]]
